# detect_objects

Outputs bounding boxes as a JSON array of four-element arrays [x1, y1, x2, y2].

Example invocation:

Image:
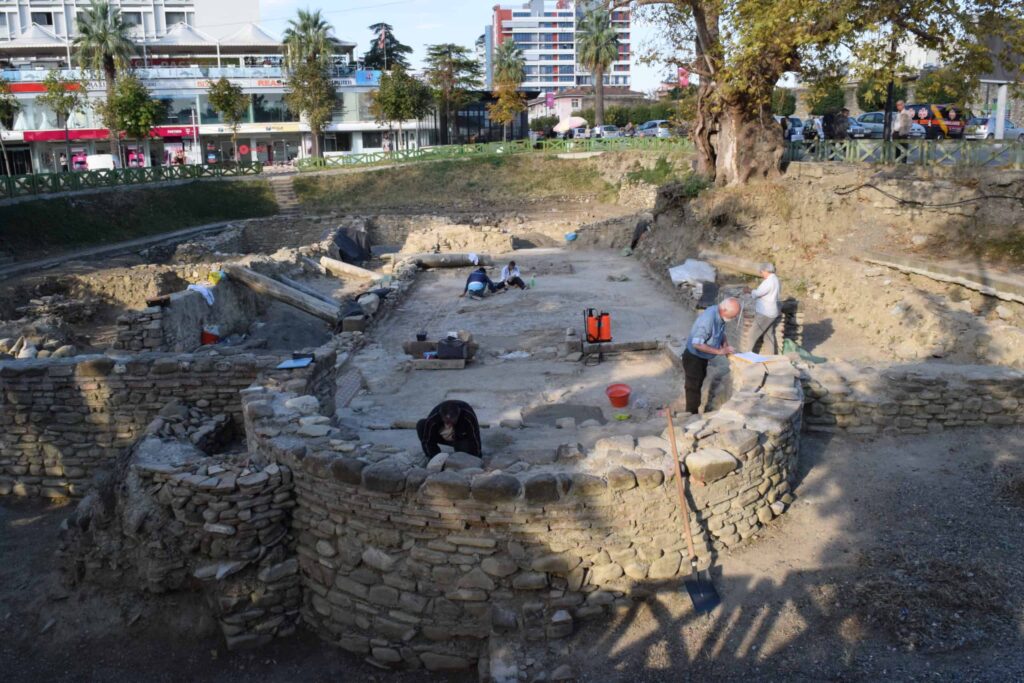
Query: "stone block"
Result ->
[[471, 473, 522, 502], [330, 457, 366, 485], [606, 467, 637, 491], [648, 552, 682, 579], [512, 572, 548, 590], [421, 471, 471, 499], [362, 547, 396, 572], [634, 468, 665, 489], [421, 652, 471, 672], [570, 473, 607, 497], [362, 462, 406, 493], [590, 563, 624, 584], [715, 429, 760, 456], [458, 568, 496, 591], [524, 473, 560, 503], [75, 358, 115, 377], [481, 555, 518, 577], [531, 553, 581, 574], [285, 395, 320, 416], [594, 435, 635, 457], [685, 449, 739, 483], [258, 558, 298, 583]]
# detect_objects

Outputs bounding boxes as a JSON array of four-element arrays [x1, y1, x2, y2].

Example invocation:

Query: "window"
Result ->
[[0, 14, 8, 40], [165, 11, 190, 27], [362, 131, 383, 149], [571, 99, 580, 109], [31, 12, 54, 27], [122, 12, 143, 27]]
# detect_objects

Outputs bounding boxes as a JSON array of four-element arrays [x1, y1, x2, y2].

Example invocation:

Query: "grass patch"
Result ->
[[0, 180, 276, 259], [625, 157, 678, 185], [294, 155, 616, 211]]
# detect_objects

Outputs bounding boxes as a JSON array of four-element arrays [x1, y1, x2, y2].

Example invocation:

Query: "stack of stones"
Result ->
[[239, 358, 802, 671], [133, 456, 301, 649], [146, 399, 233, 452], [779, 298, 803, 350], [800, 361, 1024, 434], [114, 306, 164, 352]]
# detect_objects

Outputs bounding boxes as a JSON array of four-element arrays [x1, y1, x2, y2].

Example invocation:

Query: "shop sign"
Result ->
[[151, 126, 198, 138]]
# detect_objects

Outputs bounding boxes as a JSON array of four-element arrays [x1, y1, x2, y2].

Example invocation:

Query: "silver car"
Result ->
[[855, 112, 926, 139], [591, 125, 621, 139], [637, 120, 673, 138], [964, 116, 1024, 141]]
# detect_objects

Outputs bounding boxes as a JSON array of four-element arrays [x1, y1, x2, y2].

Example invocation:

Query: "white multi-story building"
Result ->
[[0, 1, 432, 174], [486, 0, 631, 92], [0, 0, 259, 43]]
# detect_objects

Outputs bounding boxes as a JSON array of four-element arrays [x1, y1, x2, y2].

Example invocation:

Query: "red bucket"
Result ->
[[606, 383, 632, 408]]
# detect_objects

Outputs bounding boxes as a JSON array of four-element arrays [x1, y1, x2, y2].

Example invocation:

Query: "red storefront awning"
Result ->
[[23, 129, 111, 142], [151, 125, 198, 138]]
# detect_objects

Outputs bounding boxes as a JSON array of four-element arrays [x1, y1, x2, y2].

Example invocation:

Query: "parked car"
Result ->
[[906, 103, 965, 139], [569, 126, 589, 139], [854, 112, 927, 139], [774, 115, 804, 142], [637, 120, 673, 138], [591, 125, 621, 139], [847, 119, 869, 139], [964, 116, 1024, 141]]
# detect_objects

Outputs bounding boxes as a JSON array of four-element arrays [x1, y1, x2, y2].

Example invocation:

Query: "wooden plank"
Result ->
[[320, 255, 378, 281], [863, 254, 1024, 306], [278, 276, 337, 306], [223, 265, 341, 323], [411, 358, 466, 370]]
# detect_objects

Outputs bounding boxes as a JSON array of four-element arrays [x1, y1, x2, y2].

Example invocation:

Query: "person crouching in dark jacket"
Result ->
[[417, 400, 482, 457]]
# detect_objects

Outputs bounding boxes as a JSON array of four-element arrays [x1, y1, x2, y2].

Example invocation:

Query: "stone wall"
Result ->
[[0, 351, 302, 498], [114, 280, 260, 353], [236, 357, 802, 671], [800, 362, 1024, 434]]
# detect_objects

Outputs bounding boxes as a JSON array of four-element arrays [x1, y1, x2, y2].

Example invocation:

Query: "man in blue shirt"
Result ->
[[682, 298, 741, 414], [459, 267, 505, 300]]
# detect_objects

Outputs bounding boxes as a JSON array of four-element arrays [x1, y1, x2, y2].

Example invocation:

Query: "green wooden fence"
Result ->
[[0, 162, 263, 200], [785, 139, 1024, 168], [297, 136, 693, 172]]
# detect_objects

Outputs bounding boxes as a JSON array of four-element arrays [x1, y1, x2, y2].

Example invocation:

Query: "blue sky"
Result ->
[[258, 0, 665, 92]]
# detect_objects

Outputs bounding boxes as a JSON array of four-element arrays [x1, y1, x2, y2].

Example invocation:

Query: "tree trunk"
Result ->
[[714, 102, 784, 186], [594, 67, 605, 127], [64, 123, 71, 174], [691, 79, 717, 178], [104, 58, 120, 162], [0, 132, 10, 177], [232, 130, 238, 163]]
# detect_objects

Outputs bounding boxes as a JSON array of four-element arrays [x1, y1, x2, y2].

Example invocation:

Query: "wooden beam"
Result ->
[[412, 253, 494, 269], [863, 254, 1024, 306], [320, 255, 378, 281], [224, 265, 341, 323], [278, 276, 337, 306]]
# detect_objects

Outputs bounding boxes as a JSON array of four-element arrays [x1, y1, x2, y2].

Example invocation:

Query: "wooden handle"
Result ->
[[666, 411, 698, 564]]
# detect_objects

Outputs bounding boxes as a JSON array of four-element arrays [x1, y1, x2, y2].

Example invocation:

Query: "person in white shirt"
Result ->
[[744, 262, 782, 354], [500, 260, 528, 290]]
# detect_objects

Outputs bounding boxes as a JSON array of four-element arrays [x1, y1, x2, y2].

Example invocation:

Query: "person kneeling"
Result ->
[[460, 267, 505, 300], [417, 400, 482, 458]]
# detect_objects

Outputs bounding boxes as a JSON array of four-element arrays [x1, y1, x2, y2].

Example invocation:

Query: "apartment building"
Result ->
[[485, 0, 631, 93], [0, 1, 428, 174]]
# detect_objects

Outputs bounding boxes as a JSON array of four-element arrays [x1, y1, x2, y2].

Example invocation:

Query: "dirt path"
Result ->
[[569, 428, 1024, 681]]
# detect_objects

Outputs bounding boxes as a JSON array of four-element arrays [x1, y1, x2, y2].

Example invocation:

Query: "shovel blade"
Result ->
[[684, 575, 721, 614]]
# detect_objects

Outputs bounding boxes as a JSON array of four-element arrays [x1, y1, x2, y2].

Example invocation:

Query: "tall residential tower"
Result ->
[[485, 0, 631, 92]]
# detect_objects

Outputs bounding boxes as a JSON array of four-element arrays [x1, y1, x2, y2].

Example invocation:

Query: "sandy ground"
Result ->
[[341, 248, 697, 458]]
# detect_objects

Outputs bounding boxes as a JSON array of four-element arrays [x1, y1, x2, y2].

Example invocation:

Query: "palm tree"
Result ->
[[492, 39, 525, 141], [74, 1, 134, 157], [493, 39, 525, 90], [282, 9, 336, 68], [576, 8, 619, 128]]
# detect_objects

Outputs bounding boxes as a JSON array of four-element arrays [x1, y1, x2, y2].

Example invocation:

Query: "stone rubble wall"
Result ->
[[129, 456, 302, 650], [0, 349, 332, 499], [234, 358, 803, 671], [800, 362, 1024, 434]]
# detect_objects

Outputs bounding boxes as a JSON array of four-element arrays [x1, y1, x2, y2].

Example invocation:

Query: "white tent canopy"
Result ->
[[219, 23, 279, 47], [0, 23, 70, 57], [148, 22, 217, 49]]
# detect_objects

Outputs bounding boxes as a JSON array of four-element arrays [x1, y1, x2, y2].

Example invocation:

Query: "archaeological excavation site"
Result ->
[[2, 153, 1024, 681]]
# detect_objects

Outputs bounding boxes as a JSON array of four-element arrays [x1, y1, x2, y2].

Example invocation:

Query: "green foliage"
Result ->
[[576, 8, 620, 126], [363, 22, 413, 70], [530, 115, 559, 132], [283, 9, 336, 68], [370, 66, 433, 147], [424, 44, 483, 144], [856, 77, 907, 112], [36, 72, 88, 128], [571, 101, 676, 127], [0, 181, 276, 257], [771, 88, 797, 116], [285, 61, 338, 158], [625, 157, 677, 184], [493, 39, 526, 89], [914, 67, 974, 106], [100, 74, 164, 141], [0, 78, 19, 176], [206, 77, 249, 158], [806, 80, 846, 115], [73, 0, 134, 84]]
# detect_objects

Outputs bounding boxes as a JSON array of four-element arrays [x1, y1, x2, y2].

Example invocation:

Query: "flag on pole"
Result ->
[[678, 67, 689, 88], [379, 29, 387, 50]]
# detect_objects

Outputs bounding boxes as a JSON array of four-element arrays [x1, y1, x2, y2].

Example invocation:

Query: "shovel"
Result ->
[[666, 412, 721, 614]]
